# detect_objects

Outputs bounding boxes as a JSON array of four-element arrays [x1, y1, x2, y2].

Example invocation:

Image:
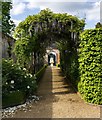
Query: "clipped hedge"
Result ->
[[36, 64, 47, 83], [56, 63, 60, 67], [60, 50, 79, 89], [2, 91, 26, 108], [78, 28, 102, 105]]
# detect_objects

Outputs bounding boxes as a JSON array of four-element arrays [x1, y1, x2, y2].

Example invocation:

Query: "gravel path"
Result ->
[[12, 66, 100, 118]]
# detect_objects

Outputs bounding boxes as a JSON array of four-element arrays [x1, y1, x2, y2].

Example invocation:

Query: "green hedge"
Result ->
[[60, 50, 79, 89], [78, 28, 102, 105], [36, 64, 47, 83], [2, 91, 26, 108], [56, 63, 60, 67]]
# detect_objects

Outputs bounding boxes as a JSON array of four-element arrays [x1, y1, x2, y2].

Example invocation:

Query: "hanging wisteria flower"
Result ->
[[11, 80, 14, 84]]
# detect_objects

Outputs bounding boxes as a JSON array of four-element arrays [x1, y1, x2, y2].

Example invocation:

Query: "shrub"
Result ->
[[2, 91, 26, 108], [2, 59, 37, 97], [60, 51, 79, 89], [35, 64, 47, 83], [2, 59, 47, 108], [56, 63, 60, 67], [78, 28, 102, 105]]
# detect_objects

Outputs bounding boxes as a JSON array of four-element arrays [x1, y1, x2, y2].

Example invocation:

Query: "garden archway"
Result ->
[[14, 8, 85, 74]]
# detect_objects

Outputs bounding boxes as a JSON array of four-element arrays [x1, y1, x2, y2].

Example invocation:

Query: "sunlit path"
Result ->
[[11, 66, 100, 118]]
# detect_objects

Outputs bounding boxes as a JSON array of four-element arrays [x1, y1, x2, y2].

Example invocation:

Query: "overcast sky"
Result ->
[[10, 0, 102, 29]]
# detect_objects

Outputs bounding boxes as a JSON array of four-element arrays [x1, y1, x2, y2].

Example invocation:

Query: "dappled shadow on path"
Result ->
[[52, 67, 76, 95], [11, 66, 77, 118], [11, 66, 53, 118], [31, 66, 53, 118], [9, 66, 100, 118]]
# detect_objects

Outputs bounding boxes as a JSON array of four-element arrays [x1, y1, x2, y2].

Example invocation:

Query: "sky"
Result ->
[[10, 0, 102, 29]]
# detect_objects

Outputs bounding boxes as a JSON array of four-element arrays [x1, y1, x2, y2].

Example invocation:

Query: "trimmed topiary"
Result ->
[[2, 91, 26, 108], [35, 64, 47, 83], [78, 28, 102, 105]]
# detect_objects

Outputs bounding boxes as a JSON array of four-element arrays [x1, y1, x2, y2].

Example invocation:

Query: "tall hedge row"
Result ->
[[78, 29, 102, 105]]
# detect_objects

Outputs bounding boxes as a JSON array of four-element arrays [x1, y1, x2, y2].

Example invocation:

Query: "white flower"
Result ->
[[18, 67, 21, 70], [23, 68, 26, 71], [25, 76, 27, 78], [27, 86, 30, 89], [32, 81, 35, 84], [29, 74, 32, 78], [11, 80, 14, 84], [11, 85, 14, 88], [26, 74, 29, 76], [6, 82, 8, 85], [34, 74, 37, 79]]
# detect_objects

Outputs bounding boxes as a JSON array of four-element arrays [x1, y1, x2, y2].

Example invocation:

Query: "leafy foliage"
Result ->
[[95, 22, 102, 28], [78, 29, 102, 105], [2, 91, 26, 108], [57, 37, 80, 88], [13, 9, 85, 74], [2, 59, 37, 96], [36, 64, 48, 83], [2, 2, 15, 34]]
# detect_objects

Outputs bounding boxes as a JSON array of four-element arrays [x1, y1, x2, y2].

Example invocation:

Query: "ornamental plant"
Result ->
[[13, 9, 85, 74], [78, 28, 102, 105], [2, 59, 37, 96]]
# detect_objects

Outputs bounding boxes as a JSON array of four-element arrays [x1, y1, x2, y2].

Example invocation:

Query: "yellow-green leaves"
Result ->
[[78, 28, 102, 105]]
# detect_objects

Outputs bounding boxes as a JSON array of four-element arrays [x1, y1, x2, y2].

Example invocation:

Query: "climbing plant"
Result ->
[[14, 8, 85, 74]]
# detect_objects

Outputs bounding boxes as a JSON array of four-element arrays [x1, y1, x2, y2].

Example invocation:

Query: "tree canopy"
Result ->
[[2, 2, 15, 35], [95, 22, 102, 28]]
